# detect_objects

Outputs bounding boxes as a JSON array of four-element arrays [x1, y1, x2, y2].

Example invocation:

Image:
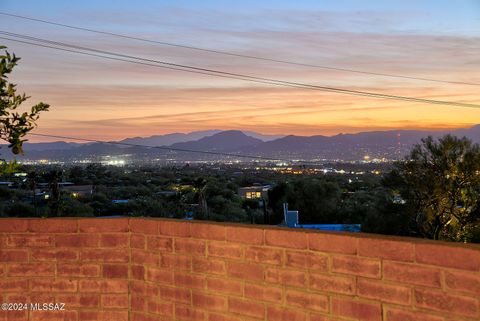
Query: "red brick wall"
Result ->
[[1, 218, 480, 321], [0, 218, 130, 321]]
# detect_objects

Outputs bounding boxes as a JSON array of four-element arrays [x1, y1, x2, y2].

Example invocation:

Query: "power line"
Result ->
[[0, 36, 311, 88], [29, 132, 321, 166], [1, 31, 479, 109], [0, 11, 477, 87]]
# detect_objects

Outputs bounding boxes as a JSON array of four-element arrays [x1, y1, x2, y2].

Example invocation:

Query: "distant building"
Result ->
[[62, 185, 94, 198], [238, 185, 270, 199]]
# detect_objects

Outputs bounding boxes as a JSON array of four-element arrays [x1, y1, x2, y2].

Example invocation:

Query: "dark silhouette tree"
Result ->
[[392, 135, 480, 241], [0, 45, 49, 156]]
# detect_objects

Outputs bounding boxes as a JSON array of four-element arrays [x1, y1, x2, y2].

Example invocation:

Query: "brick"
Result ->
[[2, 310, 29, 321], [192, 291, 226, 311], [267, 306, 307, 321], [57, 263, 100, 277], [193, 257, 226, 275], [21, 293, 54, 303], [383, 261, 441, 287], [265, 268, 306, 287], [131, 312, 159, 321], [208, 313, 244, 321], [78, 311, 128, 321], [131, 281, 158, 297], [7, 234, 53, 247], [30, 311, 77, 321], [0, 250, 28, 262], [227, 262, 263, 281], [57, 294, 99, 308], [145, 267, 174, 285], [226, 226, 264, 245], [30, 279, 77, 292], [29, 219, 77, 232], [310, 271, 357, 296], [228, 297, 265, 319], [191, 223, 226, 241], [7, 263, 54, 276], [101, 294, 129, 308], [332, 255, 380, 278], [103, 264, 129, 278], [416, 243, 480, 271], [332, 297, 381, 321], [78, 218, 128, 232], [146, 236, 173, 252], [175, 238, 206, 255], [385, 307, 444, 321], [285, 250, 328, 271], [158, 220, 190, 237], [0, 280, 28, 292], [286, 290, 328, 312], [80, 249, 129, 262], [159, 286, 191, 304], [132, 250, 159, 265], [208, 242, 243, 259], [56, 234, 99, 247], [130, 234, 145, 249], [265, 229, 307, 249], [175, 305, 206, 320], [131, 265, 145, 280], [175, 272, 205, 289], [245, 246, 283, 265], [357, 279, 411, 305], [309, 233, 357, 254], [130, 294, 146, 311], [310, 314, 343, 321], [160, 253, 191, 270], [445, 271, 480, 295], [415, 288, 479, 318], [359, 237, 414, 261], [130, 218, 158, 234], [5, 293, 28, 302], [100, 234, 129, 247], [0, 219, 28, 232], [146, 300, 173, 316], [207, 277, 243, 295], [244, 283, 282, 302], [79, 279, 128, 293], [31, 249, 78, 261]]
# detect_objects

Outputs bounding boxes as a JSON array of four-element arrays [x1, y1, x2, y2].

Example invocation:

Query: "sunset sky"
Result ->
[[0, 0, 479, 142]]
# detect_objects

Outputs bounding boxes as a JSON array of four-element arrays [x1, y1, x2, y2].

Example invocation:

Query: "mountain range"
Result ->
[[4, 126, 480, 162]]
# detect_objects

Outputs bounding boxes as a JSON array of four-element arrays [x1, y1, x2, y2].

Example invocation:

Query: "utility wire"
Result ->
[[0, 11, 477, 87], [29, 133, 322, 166], [0, 36, 298, 88], [1, 32, 479, 109]]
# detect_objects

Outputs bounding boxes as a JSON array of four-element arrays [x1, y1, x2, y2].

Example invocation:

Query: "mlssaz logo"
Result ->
[[30, 303, 66, 311]]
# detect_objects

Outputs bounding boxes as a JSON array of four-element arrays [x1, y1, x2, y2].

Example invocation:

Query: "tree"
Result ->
[[268, 179, 342, 224], [0, 45, 49, 155], [391, 135, 480, 242]]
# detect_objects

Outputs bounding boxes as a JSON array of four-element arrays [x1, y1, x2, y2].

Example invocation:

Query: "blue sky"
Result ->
[[0, 1, 479, 140], [2, 0, 479, 36]]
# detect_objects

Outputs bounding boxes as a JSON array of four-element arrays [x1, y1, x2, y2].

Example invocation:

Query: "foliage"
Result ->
[[0, 159, 20, 174], [268, 178, 342, 224], [387, 135, 480, 242], [0, 45, 49, 156]]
